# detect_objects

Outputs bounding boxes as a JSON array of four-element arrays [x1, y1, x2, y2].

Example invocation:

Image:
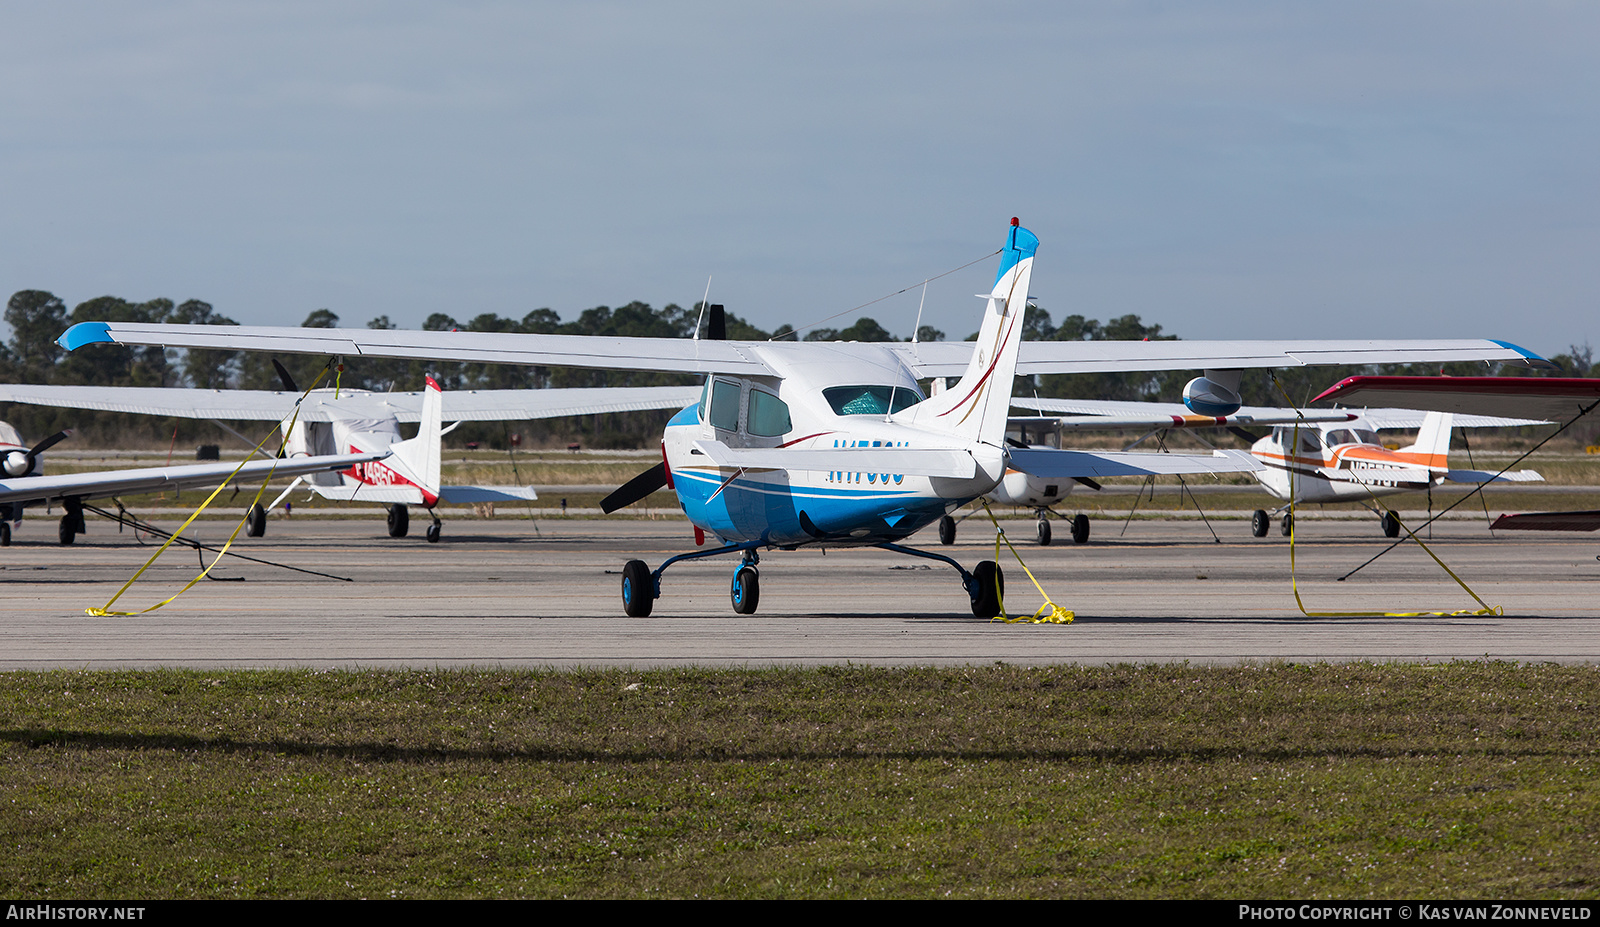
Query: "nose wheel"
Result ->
[[731, 565, 760, 614]]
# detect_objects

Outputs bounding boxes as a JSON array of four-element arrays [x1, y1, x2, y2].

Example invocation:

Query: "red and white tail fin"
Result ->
[[901, 219, 1038, 446], [382, 375, 444, 504], [1400, 411, 1453, 471]]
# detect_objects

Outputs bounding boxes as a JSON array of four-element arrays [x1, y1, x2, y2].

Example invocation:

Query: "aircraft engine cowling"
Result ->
[[1182, 375, 1243, 417], [2, 450, 34, 477]]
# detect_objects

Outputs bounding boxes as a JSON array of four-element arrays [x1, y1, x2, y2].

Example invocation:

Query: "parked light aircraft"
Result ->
[[0, 380, 700, 541], [0, 419, 385, 547], [57, 220, 1552, 616], [1313, 375, 1600, 533], [963, 397, 1548, 543]]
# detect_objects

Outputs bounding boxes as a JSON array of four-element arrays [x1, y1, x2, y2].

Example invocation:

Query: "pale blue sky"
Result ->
[[3, 2, 1596, 358]]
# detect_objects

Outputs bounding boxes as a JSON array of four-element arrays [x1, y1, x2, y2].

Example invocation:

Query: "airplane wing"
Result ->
[[1490, 510, 1600, 531], [691, 440, 979, 478], [0, 384, 702, 423], [1312, 376, 1600, 421], [1006, 447, 1263, 479], [0, 451, 386, 508], [899, 339, 1550, 378], [1010, 397, 1359, 429], [59, 322, 1549, 377], [1008, 397, 1545, 430]]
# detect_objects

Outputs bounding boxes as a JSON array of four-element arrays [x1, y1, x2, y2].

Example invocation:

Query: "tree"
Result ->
[[5, 290, 68, 383]]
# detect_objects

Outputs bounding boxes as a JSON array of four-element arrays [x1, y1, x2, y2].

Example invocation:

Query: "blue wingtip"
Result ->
[[1491, 339, 1556, 369], [57, 322, 113, 351]]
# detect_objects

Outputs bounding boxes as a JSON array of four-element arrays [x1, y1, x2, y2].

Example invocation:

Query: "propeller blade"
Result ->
[[600, 462, 668, 514], [272, 359, 300, 393], [1227, 426, 1265, 444], [29, 430, 72, 456], [1072, 476, 1103, 492], [706, 304, 726, 341]]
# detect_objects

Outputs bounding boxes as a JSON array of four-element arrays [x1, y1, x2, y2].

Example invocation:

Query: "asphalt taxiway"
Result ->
[[2, 514, 1597, 668]]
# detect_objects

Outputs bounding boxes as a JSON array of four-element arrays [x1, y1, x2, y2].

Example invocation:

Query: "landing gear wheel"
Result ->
[[970, 560, 1004, 619], [1381, 511, 1401, 538], [425, 521, 442, 544], [938, 515, 956, 546], [58, 515, 75, 546], [621, 559, 654, 617], [1036, 517, 1052, 546], [386, 504, 409, 538], [1252, 510, 1269, 538], [1071, 514, 1090, 544], [0, 522, 9, 546], [1280, 512, 1294, 537], [245, 503, 267, 537], [731, 565, 760, 615]]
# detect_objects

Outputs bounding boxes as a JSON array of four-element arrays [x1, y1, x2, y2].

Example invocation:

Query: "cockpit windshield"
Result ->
[[823, 385, 924, 416], [1324, 428, 1382, 447]]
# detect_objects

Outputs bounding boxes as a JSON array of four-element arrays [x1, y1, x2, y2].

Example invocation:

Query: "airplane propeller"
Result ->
[[601, 462, 668, 514], [705, 304, 726, 341], [272, 359, 300, 393], [2, 430, 72, 478]]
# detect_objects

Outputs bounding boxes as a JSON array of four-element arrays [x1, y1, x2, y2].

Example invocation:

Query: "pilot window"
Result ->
[[823, 385, 923, 416], [747, 389, 792, 437], [709, 379, 741, 432]]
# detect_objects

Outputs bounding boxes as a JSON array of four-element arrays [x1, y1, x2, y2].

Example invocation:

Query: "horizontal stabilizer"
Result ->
[[1320, 466, 1436, 485], [436, 485, 540, 504], [693, 441, 977, 479], [1007, 448, 1262, 479], [1445, 468, 1544, 484]]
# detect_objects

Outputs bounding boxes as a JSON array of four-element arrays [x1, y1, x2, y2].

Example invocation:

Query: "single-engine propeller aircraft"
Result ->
[[0, 419, 386, 547], [0, 378, 699, 541], [1312, 375, 1600, 533], [57, 219, 1552, 616], [972, 397, 1548, 542]]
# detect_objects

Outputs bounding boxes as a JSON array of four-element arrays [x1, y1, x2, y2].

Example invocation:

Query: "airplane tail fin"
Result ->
[[384, 375, 444, 505], [1401, 411, 1453, 470], [902, 219, 1037, 446]]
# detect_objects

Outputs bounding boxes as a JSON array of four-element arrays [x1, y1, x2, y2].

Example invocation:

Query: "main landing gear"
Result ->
[[245, 503, 267, 538], [938, 510, 1089, 547], [618, 541, 1006, 619], [57, 498, 86, 546], [385, 503, 442, 542]]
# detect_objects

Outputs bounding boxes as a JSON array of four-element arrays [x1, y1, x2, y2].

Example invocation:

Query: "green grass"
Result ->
[[3, 664, 1600, 898]]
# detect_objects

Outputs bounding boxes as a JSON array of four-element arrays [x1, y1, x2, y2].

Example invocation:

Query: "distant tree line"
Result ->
[[4, 289, 1595, 448]]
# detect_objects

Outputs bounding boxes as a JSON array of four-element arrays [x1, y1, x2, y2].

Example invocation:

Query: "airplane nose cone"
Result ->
[[2, 451, 31, 477]]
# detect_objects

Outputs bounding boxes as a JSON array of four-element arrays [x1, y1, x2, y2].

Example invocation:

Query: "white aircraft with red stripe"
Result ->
[[0, 375, 700, 542]]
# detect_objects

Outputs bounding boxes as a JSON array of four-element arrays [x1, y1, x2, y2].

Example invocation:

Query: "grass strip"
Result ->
[[2, 663, 1598, 899]]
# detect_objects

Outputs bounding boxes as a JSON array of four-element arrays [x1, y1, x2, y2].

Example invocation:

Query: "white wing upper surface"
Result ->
[[0, 452, 386, 507], [0, 384, 701, 423], [1006, 448, 1263, 479], [59, 322, 1548, 377], [1010, 397, 1546, 430]]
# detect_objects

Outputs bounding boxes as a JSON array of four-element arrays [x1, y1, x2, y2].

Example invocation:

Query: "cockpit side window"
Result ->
[[1297, 430, 1324, 453], [823, 385, 924, 416], [747, 389, 791, 437], [709, 379, 741, 432]]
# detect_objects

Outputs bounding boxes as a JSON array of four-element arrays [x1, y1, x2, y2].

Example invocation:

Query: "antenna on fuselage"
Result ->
[[693, 276, 712, 342]]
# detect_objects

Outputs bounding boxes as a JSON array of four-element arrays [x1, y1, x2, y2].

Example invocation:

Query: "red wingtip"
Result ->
[[425, 375, 440, 391], [1010, 216, 1020, 226]]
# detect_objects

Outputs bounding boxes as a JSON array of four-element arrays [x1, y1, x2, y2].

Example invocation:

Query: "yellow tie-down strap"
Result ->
[[1275, 378, 1501, 619], [981, 501, 1074, 625], [87, 365, 331, 617]]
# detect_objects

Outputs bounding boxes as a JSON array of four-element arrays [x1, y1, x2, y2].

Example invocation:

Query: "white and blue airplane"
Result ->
[[57, 219, 1550, 616]]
